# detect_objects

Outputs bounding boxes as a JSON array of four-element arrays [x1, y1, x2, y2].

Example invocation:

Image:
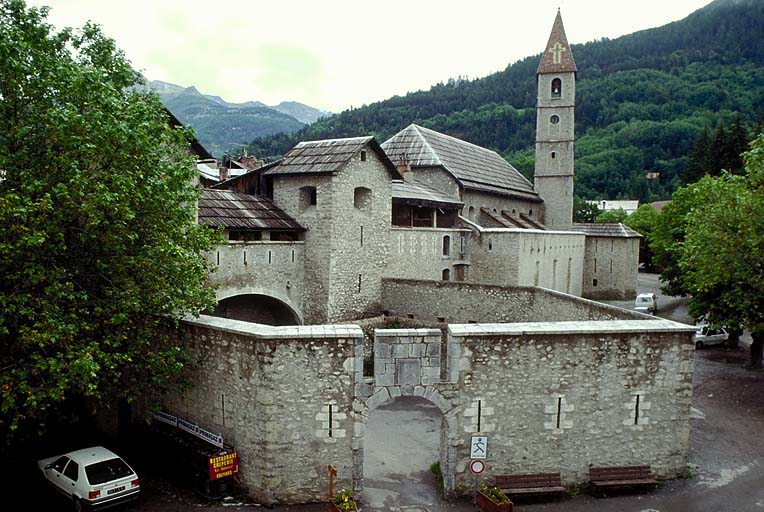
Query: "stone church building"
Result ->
[[158, 11, 691, 506]]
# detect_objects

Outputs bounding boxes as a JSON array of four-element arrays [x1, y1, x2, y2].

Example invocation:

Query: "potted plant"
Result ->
[[330, 489, 358, 512], [476, 484, 513, 512]]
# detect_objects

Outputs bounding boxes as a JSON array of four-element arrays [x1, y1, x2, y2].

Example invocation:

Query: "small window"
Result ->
[[550, 115, 560, 124], [551, 151, 556, 159], [529, 209, 533, 216], [360, 150, 367, 161], [488, 239, 493, 251], [354, 187, 372, 212], [551, 78, 562, 98], [442, 268, 451, 281], [593, 279, 598, 287], [64, 460, 79, 481], [299, 186, 317, 210], [468, 205, 475, 221], [442, 235, 451, 256]]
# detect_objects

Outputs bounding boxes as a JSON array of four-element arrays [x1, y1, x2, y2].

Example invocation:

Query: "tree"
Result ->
[[680, 133, 764, 367], [0, 0, 217, 438], [624, 204, 660, 269], [595, 208, 628, 224], [573, 196, 600, 223]]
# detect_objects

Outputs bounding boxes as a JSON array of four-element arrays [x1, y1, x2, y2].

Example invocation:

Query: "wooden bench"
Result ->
[[589, 465, 658, 495], [496, 473, 566, 499]]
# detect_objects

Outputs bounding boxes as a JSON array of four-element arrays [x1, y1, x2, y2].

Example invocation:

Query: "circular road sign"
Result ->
[[469, 459, 486, 475]]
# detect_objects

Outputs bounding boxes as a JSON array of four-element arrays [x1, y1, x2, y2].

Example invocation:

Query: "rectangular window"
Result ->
[[360, 150, 367, 162]]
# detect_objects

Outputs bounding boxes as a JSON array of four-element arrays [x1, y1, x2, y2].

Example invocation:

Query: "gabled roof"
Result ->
[[392, 180, 463, 209], [382, 124, 540, 201], [571, 223, 642, 238], [537, 10, 577, 74], [198, 189, 304, 231], [264, 136, 398, 177]]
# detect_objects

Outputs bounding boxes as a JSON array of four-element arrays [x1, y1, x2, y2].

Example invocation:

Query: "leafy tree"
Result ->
[[624, 204, 660, 269], [680, 133, 764, 367], [573, 197, 600, 223], [594, 208, 628, 224], [0, 0, 217, 439]]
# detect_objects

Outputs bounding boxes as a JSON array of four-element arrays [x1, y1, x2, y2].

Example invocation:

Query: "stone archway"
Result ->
[[351, 328, 459, 500], [212, 288, 303, 325]]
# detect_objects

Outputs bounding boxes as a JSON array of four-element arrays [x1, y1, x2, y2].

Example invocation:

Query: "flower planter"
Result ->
[[329, 498, 358, 512], [476, 489, 513, 512]]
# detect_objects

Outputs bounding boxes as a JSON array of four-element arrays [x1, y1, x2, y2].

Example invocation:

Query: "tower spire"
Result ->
[[537, 10, 577, 75]]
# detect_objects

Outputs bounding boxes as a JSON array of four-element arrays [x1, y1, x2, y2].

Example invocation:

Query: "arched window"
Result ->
[[442, 235, 451, 256], [354, 187, 372, 212], [468, 205, 475, 221], [551, 78, 562, 98], [442, 268, 451, 281]]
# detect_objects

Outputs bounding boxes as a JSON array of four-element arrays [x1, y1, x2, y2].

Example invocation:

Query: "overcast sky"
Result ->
[[28, 0, 712, 113]]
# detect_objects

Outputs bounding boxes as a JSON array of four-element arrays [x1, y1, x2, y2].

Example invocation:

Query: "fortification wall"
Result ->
[[386, 228, 471, 282], [381, 278, 643, 323], [581, 235, 640, 300]]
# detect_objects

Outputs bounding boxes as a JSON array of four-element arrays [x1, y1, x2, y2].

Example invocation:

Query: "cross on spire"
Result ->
[[550, 42, 567, 64]]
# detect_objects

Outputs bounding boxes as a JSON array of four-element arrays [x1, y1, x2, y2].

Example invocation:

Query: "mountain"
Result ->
[[148, 81, 328, 157], [249, 0, 764, 202]]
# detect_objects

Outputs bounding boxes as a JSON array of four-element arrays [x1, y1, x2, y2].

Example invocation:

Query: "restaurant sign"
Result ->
[[208, 451, 240, 481]]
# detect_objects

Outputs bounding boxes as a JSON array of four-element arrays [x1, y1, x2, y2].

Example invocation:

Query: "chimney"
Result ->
[[397, 158, 413, 184], [219, 165, 229, 182]]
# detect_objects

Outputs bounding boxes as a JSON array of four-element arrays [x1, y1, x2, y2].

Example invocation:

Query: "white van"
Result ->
[[634, 293, 657, 315]]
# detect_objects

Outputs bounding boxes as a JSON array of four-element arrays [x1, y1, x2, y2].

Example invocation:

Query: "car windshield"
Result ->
[[637, 297, 651, 303], [85, 457, 133, 485]]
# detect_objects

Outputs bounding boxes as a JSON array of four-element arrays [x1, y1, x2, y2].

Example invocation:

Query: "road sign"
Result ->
[[470, 436, 487, 459], [470, 459, 486, 475]]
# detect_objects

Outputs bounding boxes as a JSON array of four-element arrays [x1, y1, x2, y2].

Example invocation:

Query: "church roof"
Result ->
[[537, 10, 577, 74], [264, 136, 397, 176], [382, 124, 540, 202], [571, 223, 642, 238], [198, 189, 304, 231], [392, 180, 463, 209]]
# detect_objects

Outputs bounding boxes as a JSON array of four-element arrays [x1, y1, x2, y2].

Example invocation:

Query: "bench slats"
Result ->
[[588, 465, 657, 494], [495, 472, 566, 497]]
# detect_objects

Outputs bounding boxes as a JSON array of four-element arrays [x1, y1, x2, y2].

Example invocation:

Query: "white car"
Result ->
[[694, 326, 729, 349], [37, 446, 140, 511], [634, 293, 658, 315]]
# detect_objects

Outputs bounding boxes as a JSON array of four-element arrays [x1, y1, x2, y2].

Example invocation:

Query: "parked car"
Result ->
[[37, 446, 140, 511], [634, 293, 658, 315], [694, 326, 729, 349]]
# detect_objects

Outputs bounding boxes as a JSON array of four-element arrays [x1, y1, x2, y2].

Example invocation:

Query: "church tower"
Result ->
[[534, 10, 576, 230]]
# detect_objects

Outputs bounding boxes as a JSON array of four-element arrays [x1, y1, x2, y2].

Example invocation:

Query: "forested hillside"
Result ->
[[249, 0, 764, 200]]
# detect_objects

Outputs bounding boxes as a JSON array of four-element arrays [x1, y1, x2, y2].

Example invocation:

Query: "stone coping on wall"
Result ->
[[390, 227, 472, 233], [448, 318, 696, 336], [182, 314, 363, 339], [476, 227, 587, 236], [222, 240, 306, 245], [374, 328, 442, 337]]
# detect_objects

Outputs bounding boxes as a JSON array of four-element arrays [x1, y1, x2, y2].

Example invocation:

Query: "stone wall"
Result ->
[[581, 235, 640, 300], [386, 228, 471, 282], [446, 321, 694, 493], [468, 229, 585, 295], [208, 241, 305, 320], [381, 278, 640, 323], [163, 315, 363, 505], [462, 189, 541, 224]]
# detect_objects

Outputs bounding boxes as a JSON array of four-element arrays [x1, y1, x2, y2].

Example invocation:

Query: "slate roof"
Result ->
[[537, 10, 577, 74], [382, 124, 540, 201], [570, 223, 642, 238], [198, 189, 304, 231], [392, 180, 463, 209], [264, 136, 397, 176], [481, 208, 547, 230]]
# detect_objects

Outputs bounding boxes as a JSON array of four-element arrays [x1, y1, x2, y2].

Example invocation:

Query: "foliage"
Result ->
[[0, 0, 217, 439], [479, 484, 511, 504], [624, 204, 660, 268], [248, 0, 764, 201], [429, 461, 444, 490], [333, 490, 357, 512], [573, 196, 600, 223], [595, 208, 628, 224], [680, 132, 764, 367], [680, 115, 752, 184]]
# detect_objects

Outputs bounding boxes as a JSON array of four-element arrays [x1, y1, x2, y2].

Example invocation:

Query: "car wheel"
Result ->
[[696, 340, 704, 349], [73, 497, 83, 512]]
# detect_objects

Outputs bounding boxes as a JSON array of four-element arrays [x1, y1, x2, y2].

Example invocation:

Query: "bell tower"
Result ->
[[534, 10, 576, 230]]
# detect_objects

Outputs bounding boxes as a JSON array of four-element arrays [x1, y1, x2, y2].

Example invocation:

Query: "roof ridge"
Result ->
[[298, 135, 373, 146], [410, 125, 443, 167]]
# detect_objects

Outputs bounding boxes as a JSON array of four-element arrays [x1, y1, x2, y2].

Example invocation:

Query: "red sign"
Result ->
[[208, 451, 239, 481], [469, 459, 486, 475]]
